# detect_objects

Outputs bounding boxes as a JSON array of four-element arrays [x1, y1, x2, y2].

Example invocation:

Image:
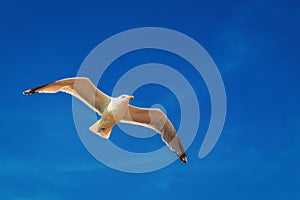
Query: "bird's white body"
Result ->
[[90, 95, 133, 139], [107, 96, 130, 122]]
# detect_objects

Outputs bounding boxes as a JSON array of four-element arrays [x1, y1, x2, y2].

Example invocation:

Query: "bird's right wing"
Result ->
[[23, 77, 111, 115], [121, 105, 187, 163]]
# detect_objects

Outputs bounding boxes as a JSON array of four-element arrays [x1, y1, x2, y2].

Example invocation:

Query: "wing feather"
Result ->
[[23, 77, 110, 114], [121, 105, 188, 163]]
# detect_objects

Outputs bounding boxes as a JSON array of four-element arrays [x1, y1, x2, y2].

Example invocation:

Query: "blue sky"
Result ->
[[0, 0, 299, 199]]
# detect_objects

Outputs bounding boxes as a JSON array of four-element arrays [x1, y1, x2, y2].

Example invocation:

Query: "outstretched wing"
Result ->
[[23, 77, 111, 114], [121, 105, 188, 163]]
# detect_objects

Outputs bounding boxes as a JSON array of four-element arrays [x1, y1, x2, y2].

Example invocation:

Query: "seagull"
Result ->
[[23, 77, 188, 163]]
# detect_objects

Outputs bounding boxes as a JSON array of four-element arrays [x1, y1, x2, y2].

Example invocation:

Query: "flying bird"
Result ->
[[23, 77, 187, 163]]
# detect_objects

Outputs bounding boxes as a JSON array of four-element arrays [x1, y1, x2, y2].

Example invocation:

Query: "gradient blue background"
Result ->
[[1, 0, 299, 199]]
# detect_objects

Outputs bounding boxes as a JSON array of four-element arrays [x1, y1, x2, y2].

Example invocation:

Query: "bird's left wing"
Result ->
[[23, 77, 111, 114], [121, 105, 188, 163]]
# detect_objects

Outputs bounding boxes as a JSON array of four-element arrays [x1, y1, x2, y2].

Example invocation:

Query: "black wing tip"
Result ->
[[23, 82, 52, 95], [23, 89, 37, 95], [180, 153, 188, 164]]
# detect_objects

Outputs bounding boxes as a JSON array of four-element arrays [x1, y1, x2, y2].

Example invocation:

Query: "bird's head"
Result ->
[[117, 94, 134, 103], [111, 94, 134, 109]]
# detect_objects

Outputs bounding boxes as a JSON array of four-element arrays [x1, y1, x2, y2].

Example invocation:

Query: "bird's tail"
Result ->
[[89, 120, 113, 139]]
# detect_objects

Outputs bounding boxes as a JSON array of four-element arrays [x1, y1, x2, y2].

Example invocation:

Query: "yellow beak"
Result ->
[[128, 96, 134, 100]]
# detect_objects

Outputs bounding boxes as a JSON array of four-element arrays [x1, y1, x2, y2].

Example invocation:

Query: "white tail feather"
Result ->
[[89, 120, 113, 139]]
